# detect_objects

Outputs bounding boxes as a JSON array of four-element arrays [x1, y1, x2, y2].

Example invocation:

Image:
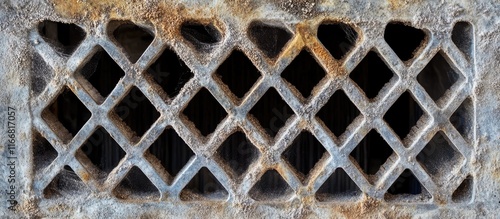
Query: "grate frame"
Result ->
[[1, 0, 499, 218]]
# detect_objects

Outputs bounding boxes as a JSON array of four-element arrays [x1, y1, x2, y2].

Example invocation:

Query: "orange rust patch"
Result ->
[[50, 0, 183, 38], [78, 170, 90, 181]]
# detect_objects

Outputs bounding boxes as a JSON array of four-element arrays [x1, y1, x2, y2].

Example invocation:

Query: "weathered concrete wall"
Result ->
[[0, 0, 499, 218]]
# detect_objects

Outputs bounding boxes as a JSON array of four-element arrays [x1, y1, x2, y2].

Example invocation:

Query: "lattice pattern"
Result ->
[[30, 18, 474, 204]]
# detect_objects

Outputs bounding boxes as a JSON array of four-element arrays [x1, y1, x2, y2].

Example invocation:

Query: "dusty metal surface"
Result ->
[[0, 0, 499, 218]]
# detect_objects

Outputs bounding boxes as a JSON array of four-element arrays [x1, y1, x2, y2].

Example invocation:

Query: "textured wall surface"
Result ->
[[0, 0, 499, 218]]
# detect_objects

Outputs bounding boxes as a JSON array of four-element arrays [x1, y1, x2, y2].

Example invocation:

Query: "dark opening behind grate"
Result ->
[[42, 87, 91, 143], [350, 130, 394, 177], [217, 131, 259, 177], [31, 53, 54, 96], [417, 52, 460, 102], [250, 169, 292, 201], [148, 128, 194, 177], [384, 22, 426, 62], [316, 168, 360, 201], [182, 88, 227, 137], [249, 88, 293, 138], [110, 21, 154, 63], [317, 22, 358, 59], [181, 21, 222, 51], [80, 48, 125, 99], [282, 131, 326, 181], [80, 127, 126, 178], [248, 21, 292, 58], [385, 169, 429, 201], [316, 90, 360, 137], [452, 176, 473, 203], [181, 167, 228, 201], [114, 86, 160, 140], [38, 20, 86, 55], [44, 166, 88, 199], [281, 50, 326, 98], [214, 50, 261, 99], [349, 51, 394, 99], [147, 48, 194, 99], [113, 166, 160, 200], [33, 132, 58, 172], [384, 91, 424, 141], [452, 21, 473, 58]]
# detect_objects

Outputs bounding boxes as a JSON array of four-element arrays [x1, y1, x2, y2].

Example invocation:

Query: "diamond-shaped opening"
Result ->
[[384, 22, 426, 62], [249, 88, 294, 138], [350, 130, 394, 180], [180, 167, 228, 201], [248, 21, 292, 58], [316, 168, 361, 202], [31, 53, 54, 96], [318, 22, 358, 59], [108, 20, 154, 63], [148, 128, 194, 178], [384, 91, 424, 141], [417, 52, 461, 103], [281, 50, 326, 98], [416, 132, 464, 181], [181, 21, 222, 51], [452, 21, 473, 58], [114, 86, 160, 140], [42, 87, 91, 143], [79, 127, 125, 179], [452, 175, 473, 203], [33, 132, 58, 172], [79, 47, 125, 99], [249, 169, 293, 201], [450, 98, 474, 144], [317, 90, 360, 137], [350, 51, 395, 99], [214, 50, 261, 99], [43, 166, 89, 199], [113, 166, 160, 201], [38, 20, 86, 55], [282, 131, 327, 181], [217, 131, 259, 177], [182, 88, 227, 137], [385, 169, 431, 202], [146, 48, 194, 99]]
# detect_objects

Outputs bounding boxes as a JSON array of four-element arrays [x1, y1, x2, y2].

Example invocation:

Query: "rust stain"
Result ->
[[51, 0, 184, 39], [78, 170, 90, 181], [387, 0, 421, 10], [297, 22, 345, 78]]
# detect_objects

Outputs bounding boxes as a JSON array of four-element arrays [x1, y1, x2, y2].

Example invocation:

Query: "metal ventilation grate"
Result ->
[[23, 3, 482, 216]]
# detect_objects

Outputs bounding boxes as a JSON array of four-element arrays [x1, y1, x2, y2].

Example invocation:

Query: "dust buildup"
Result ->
[[317, 22, 358, 59], [452, 22, 473, 58], [113, 166, 160, 200], [33, 132, 58, 172], [180, 167, 228, 201], [110, 21, 154, 63], [316, 168, 361, 202], [30, 52, 54, 96], [450, 98, 474, 143], [181, 22, 222, 52], [43, 166, 90, 199], [37, 20, 86, 55], [248, 21, 292, 58], [249, 170, 292, 201], [452, 176, 473, 202]]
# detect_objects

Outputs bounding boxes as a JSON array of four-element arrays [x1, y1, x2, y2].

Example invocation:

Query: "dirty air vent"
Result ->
[[16, 1, 486, 217]]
